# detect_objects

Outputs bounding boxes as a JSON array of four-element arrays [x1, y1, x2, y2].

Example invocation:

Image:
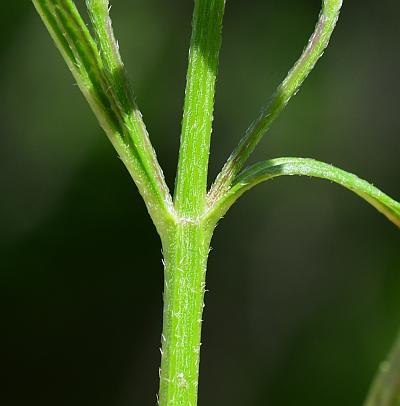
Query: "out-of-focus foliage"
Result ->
[[1, 0, 399, 405]]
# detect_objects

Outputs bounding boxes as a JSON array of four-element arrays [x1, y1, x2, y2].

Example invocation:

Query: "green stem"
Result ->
[[159, 3, 225, 402], [158, 2, 225, 402], [174, 0, 225, 218], [159, 221, 214, 406]]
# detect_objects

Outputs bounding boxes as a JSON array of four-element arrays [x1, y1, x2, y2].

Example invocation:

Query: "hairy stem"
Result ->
[[174, 0, 225, 218], [159, 222, 214, 406], [31, 2, 400, 406]]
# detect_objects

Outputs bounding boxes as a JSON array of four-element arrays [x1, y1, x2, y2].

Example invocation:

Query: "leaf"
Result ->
[[208, 0, 344, 204], [32, 0, 174, 232], [207, 157, 400, 228]]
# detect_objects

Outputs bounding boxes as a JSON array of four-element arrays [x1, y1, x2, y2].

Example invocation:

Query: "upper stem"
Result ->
[[174, 0, 225, 218]]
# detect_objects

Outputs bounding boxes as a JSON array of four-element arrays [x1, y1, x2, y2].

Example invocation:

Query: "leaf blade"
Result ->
[[208, 0, 343, 204], [32, 0, 175, 233], [207, 157, 400, 228]]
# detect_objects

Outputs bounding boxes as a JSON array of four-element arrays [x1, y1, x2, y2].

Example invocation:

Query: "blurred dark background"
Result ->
[[1, 0, 399, 405]]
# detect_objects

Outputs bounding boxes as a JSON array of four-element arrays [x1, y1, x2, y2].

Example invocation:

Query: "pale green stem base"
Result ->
[[158, 222, 214, 406]]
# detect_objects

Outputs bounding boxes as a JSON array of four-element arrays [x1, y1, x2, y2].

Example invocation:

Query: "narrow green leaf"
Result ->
[[32, 0, 175, 233], [207, 157, 400, 228], [84, 0, 174, 224], [208, 0, 343, 205], [85, 0, 136, 115], [33, 0, 112, 120]]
